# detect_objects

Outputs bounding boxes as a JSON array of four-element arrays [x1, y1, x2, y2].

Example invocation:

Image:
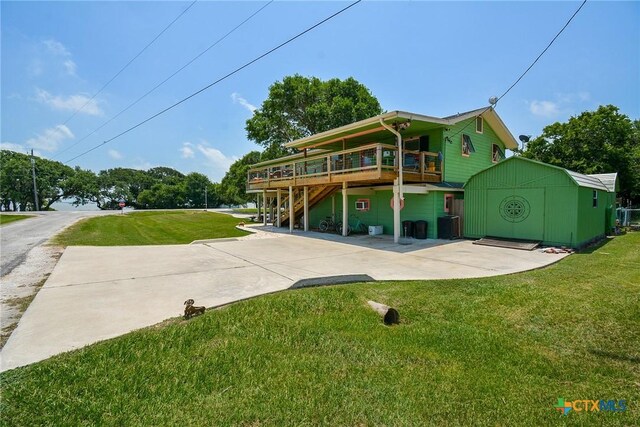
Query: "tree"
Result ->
[[0, 150, 75, 211], [245, 75, 383, 157], [147, 167, 185, 186], [220, 151, 262, 206], [63, 167, 100, 207], [183, 172, 211, 208], [137, 183, 186, 209], [521, 105, 640, 204]]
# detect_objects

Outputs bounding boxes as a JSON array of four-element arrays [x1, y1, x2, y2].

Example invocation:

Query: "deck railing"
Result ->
[[247, 143, 442, 188]]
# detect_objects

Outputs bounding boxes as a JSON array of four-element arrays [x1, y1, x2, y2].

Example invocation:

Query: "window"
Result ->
[[462, 134, 476, 157], [592, 190, 598, 208], [444, 194, 455, 213], [476, 116, 483, 134], [356, 199, 370, 211], [492, 144, 505, 163]]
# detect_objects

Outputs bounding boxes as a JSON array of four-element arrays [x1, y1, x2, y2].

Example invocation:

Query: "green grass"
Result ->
[[0, 214, 33, 225], [2, 234, 639, 426], [232, 207, 258, 214], [50, 210, 249, 246]]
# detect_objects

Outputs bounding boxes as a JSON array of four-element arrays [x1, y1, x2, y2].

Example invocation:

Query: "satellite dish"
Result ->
[[488, 96, 498, 106], [519, 135, 531, 143]]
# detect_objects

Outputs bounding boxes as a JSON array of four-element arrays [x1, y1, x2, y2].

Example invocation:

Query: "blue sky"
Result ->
[[2, 1, 639, 182]]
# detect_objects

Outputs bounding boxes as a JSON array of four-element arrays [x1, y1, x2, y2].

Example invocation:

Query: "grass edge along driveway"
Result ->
[[1, 232, 638, 425], [50, 210, 249, 246], [0, 214, 34, 226]]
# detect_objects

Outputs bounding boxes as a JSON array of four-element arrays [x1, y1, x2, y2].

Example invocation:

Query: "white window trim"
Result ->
[[476, 116, 483, 134], [491, 143, 504, 163], [461, 134, 474, 157]]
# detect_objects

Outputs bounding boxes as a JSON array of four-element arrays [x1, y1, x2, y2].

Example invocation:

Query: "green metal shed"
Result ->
[[464, 157, 617, 249]]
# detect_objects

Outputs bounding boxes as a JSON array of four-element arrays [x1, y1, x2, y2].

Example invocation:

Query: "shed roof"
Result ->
[[465, 156, 615, 192], [587, 173, 618, 192], [283, 107, 518, 151], [566, 170, 609, 192]]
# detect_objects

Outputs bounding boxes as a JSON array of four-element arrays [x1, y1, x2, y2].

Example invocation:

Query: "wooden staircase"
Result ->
[[280, 185, 338, 227]]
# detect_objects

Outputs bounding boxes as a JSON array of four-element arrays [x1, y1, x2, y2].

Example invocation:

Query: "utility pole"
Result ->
[[30, 149, 39, 211], [204, 186, 208, 210]]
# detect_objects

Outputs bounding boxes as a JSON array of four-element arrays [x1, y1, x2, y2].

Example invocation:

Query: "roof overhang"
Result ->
[[284, 107, 518, 151]]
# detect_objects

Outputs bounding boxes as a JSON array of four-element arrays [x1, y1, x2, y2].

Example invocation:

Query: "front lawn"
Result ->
[[50, 210, 249, 246], [1, 233, 638, 425], [0, 214, 33, 226]]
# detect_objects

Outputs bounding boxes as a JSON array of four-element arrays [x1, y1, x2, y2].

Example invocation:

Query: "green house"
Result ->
[[464, 157, 618, 249], [247, 107, 518, 242]]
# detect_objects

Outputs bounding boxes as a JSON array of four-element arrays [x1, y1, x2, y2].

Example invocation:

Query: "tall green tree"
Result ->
[[220, 151, 262, 206], [245, 75, 383, 158], [0, 150, 75, 211], [183, 172, 211, 208], [521, 105, 640, 204]]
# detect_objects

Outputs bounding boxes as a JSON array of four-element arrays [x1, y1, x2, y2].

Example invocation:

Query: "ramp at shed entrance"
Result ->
[[473, 237, 541, 251]]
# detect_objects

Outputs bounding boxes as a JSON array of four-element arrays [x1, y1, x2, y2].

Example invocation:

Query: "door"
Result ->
[[486, 188, 545, 241]]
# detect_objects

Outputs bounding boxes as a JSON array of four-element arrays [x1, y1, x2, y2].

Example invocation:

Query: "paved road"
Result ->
[[0, 211, 112, 276]]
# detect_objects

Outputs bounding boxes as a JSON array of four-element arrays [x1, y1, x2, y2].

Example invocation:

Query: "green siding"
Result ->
[[308, 190, 447, 239], [464, 157, 610, 248], [443, 118, 507, 184], [576, 187, 607, 247]]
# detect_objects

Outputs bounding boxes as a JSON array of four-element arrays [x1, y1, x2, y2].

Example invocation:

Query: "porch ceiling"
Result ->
[[285, 111, 446, 151]]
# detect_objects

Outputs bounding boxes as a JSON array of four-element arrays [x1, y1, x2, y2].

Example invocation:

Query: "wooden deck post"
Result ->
[[303, 186, 309, 231], [276, 188, 282, 228], [342, 181, 348, 236], [262, 190, 267, 226], [289, 185, 294, 233]]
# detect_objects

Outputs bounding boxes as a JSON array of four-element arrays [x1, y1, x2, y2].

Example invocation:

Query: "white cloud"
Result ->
[[231, 92, 257, 113], [108, 149, 122, 160], [25, 125, 74, 152], [529, 100, 560, 118], [63, 60, 77, 76], [0, 142, 29, 154], [35, 88, 103, 116], [529, 92, 591, 118], [43, 39, 71, 57], [180, 142, 195, 159], [42, 39, 77, 77], [182, 140, 238, 181]]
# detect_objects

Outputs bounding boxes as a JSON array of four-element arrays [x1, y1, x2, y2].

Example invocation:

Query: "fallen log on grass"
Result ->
[[367, 300, 400, 325]]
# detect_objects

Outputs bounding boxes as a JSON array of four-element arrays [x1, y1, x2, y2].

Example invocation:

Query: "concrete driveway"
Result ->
[[0, 226, 569, 371]]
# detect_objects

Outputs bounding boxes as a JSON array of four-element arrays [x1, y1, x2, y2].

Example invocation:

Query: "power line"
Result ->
[[54, 0, 273, 160], [65, 0, 362, 164], [60, 0, 198, 126], [448, 0, 588, 142]]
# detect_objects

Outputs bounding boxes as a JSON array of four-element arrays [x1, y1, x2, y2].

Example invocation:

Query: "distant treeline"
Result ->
[[0, 150, 249, 211]]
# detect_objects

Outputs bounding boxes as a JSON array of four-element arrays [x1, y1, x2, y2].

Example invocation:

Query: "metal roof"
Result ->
[[465, 157, 616, 192], [283, 107, 519, 150], [567, 170, 610, 191], [587, 173, 618, 192]]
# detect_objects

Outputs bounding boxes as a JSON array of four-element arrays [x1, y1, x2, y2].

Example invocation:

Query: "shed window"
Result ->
[[462, 134, 476, 157], [476, 116, 483, 133], [492, 144, 505, 163], [592, 190, 598, 208]]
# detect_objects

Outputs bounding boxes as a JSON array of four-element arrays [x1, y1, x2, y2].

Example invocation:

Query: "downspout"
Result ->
[[379, 119, 404, 201]]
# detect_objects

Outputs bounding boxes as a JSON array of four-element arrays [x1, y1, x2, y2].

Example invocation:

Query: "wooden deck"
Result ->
[[248, 143, 442, 191]]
